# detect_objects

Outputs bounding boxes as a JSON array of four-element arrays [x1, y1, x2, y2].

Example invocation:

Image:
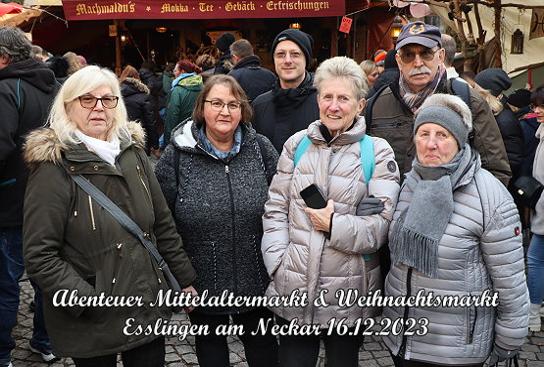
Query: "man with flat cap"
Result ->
[[366, 21, 510, 185], [252, 28, 319, 152]]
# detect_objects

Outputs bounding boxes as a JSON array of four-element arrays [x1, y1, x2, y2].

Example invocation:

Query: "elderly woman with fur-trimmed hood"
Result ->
[[22, 65, 196, 366], [383, 93, 528, 367]]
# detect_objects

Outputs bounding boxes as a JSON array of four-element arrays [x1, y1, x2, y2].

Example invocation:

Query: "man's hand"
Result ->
[[181, 285, 198, 313], [304, 200, 334, 232]]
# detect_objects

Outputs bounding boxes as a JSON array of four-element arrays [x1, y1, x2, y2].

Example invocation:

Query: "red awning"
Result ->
[[61, 0, 344, 20], [0, 2, 23, 17]]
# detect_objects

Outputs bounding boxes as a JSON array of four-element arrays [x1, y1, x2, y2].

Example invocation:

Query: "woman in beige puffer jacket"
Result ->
[[261, 56, 400, 367]]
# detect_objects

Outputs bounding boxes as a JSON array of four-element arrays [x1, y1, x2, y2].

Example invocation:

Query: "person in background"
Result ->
[[211, 32, 235, 75], [228, 38, 276, 102], [163, 59, 203, 147], [155, 75, 279, 367], [527, 85, 544, 332], [373, 49, 387, 74], [359, 59, 379, 90], [120, 65, 159, 156], [441, 34, 466, 82], [23, 65, 196, 367], [384, 93, 528, 367], [366, 49, 399, 99], [63, 51, 84, 76], [252, 28, 319, 152], [161, 62, 175, 96], [46, 55, 69, 84], [0, 26, 58, 367], [474, 68, 524, 182], [262, 56, 400, 367]]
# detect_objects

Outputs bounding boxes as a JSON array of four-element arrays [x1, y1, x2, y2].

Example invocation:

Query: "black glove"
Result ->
[[356, 197, 384, 216], [487, 343, 519, 365]]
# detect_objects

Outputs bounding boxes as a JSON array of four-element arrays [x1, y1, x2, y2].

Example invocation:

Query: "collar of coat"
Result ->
[[306, 115, 367, 146], [23, 120, 146, 167], [122, 77, 150, 94]]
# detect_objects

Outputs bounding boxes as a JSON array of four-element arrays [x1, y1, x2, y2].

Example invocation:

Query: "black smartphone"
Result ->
[[300, 184, 327, 209]]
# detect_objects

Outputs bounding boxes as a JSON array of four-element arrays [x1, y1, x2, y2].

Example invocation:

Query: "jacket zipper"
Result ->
[[466, 306, 477, 344], [225, 164, 238, 295], [136, 164, 152, 204], [88, 195, 96, 231], [371, 121, 405, 130], [398, 267, 413, 358]]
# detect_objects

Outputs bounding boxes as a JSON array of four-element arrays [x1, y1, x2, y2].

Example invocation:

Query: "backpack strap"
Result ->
[[293, 135, 312, 167], [294, 133, 375, 184], [360, 135, 375, 183]]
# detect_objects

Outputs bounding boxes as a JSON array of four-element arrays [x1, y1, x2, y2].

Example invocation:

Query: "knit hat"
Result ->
[[414, 94, 472, 148], [396, 21, 442, 51], [374, 49, 387, 66], [271, 29, 313, 68], [474, 68, 512, 97], [507, 88, 532, 108], [216, 33, 235, 53]]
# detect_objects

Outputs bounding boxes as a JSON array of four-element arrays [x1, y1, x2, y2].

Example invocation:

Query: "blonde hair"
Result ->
[[63, 51, 84, 76], [47, 65, 132, 145], [473, 83, 504, 115]]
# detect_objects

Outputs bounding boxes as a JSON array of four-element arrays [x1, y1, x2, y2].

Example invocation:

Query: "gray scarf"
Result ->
[[389, 146, 475, 278]]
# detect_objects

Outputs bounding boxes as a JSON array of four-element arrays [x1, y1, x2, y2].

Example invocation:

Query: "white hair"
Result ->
[[314, 56, 367, 100], [47, 65, 132, 145]]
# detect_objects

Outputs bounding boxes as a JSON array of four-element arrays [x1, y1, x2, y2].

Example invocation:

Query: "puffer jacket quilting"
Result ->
[[262, 116, 401, 327], [383, 163, 529, 365]]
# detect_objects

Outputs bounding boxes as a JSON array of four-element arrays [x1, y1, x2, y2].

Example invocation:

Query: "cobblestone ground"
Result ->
[[11, 280, 544, 367]]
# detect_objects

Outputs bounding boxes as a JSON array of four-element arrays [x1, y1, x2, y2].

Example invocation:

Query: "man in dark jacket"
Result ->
[[252, 28, 319, 152], [228, 39, 276, 102], [0, 26, 58, 367], [366, 21, 511, 186]]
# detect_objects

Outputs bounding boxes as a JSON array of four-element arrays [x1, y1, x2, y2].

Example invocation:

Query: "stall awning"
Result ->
[[0, 3, 41, 26], [61, 0, 344, 20]]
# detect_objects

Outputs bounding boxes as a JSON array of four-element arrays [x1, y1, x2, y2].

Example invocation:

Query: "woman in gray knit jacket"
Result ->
[[155, 75, 279, 367], [384, 94, 529, 367]]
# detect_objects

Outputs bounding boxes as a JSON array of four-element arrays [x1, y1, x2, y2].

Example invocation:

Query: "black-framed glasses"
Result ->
[[78, 94, 119, 109], [204, 99, 242, 112], [398, 47, 439, 63]]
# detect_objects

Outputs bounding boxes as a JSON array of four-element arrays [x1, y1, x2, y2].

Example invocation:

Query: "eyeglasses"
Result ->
[[273, 51, 303, 60], [204, 99, 242, 112], [398, 48, 439, 63], [78, 94, 119, 109]]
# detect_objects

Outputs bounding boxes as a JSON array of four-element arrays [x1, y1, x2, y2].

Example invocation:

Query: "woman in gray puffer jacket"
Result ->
[[155, 75, 279, 367], [384, 94, 529, 367], [262, 57, 400, 367]]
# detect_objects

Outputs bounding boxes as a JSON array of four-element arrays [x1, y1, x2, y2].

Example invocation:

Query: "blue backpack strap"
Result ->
[[293, 135, 312, 167], [360, 134, 375, 183]]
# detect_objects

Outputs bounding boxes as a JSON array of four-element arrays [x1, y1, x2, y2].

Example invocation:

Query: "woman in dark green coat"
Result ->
[[22, 65, 196, 367]]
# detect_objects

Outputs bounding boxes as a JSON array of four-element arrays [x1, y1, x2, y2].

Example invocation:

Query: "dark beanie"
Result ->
[[507, 88, 532, 108], [384, 49, 398, 70], [216, 33, 235, 53], [271, 29, 313, 68], [474, 68, 512, 97]]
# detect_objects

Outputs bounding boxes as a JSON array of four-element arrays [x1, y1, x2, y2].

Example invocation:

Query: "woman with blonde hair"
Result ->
[[23, 65, 196, 366], [63, 51, 84, 75]]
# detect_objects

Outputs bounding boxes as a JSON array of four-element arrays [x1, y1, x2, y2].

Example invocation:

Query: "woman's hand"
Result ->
[[181, 285, 198, 313], [304, 200, 334, 232]]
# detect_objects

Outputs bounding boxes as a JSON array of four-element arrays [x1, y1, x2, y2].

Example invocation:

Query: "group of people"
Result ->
[[0, 19, 541, 367]]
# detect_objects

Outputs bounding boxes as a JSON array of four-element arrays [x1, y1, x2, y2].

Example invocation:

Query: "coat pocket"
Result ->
[[465, 305, 477, 344]]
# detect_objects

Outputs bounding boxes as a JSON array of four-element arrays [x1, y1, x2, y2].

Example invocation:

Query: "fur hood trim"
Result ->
[[24, 120, 146, 165], [122, 77, 150, 94]]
